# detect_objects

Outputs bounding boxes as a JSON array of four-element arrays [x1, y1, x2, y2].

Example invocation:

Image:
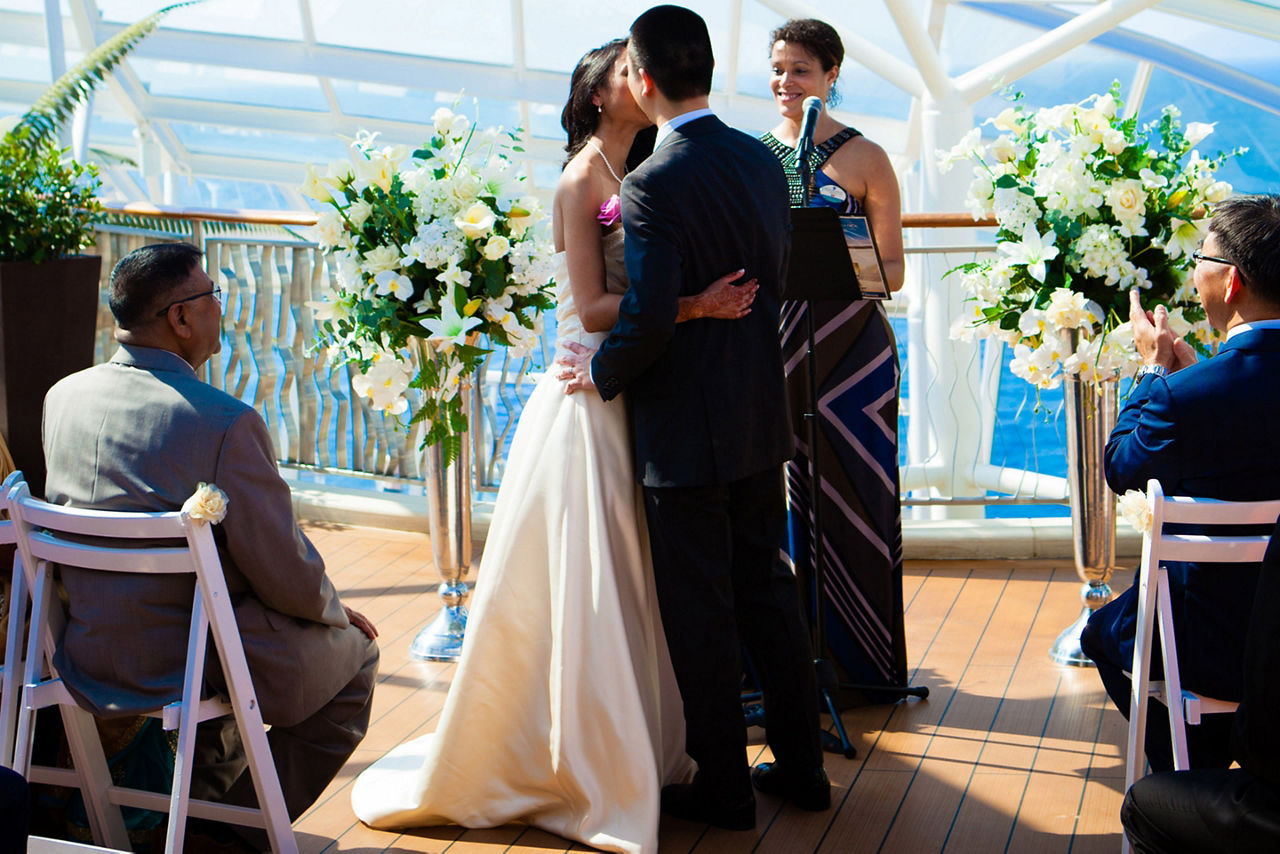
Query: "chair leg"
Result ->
[[60, 703, 131, 850], [0, 557, 28, 768]]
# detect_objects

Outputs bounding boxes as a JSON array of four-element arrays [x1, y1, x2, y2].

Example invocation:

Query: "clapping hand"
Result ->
[[1129, 288, 1197, 373], [556, 341, 596, 395]]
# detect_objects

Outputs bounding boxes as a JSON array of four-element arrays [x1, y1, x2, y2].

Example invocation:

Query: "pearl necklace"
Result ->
[[586, 138, 626, 184]]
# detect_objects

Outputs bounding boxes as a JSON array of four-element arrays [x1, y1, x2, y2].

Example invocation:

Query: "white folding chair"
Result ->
[[1124, 478, 1280, 790], [0, 469, 27, 770], [3, 478, 298, 854]]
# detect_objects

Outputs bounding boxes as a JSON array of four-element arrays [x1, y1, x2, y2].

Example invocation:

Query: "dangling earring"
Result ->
[[597, 104, 602, 114]]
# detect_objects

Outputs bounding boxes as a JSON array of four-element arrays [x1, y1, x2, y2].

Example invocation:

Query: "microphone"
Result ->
[[796, 96, 823, 161], [796, 96, 823, 206]]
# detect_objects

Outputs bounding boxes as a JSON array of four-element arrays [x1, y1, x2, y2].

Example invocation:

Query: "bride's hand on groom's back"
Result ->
[[680, 269, 758, 321], [556, 341, 597, 395]]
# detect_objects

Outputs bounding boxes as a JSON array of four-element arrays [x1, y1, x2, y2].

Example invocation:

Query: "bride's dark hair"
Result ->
[[561, 38, 628, 167]]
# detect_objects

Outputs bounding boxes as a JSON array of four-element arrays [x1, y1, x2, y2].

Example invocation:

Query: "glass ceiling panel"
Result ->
[[1137, 66, 1280, 194], [527, 100, 564, 141], [523, 0, 737, 73], [96, 0, 304, 40], [310, 0, 514, 65], [523, 0, 647, 71], [131, 58, 328, 112], [0, 43, 51, 84], [330, 82, 522, 133], [1120, 8, 1279, 78], [168, 122, 346, 163]]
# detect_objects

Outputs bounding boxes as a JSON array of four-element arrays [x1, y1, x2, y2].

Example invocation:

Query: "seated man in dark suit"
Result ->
[[42, 243, 380, 849], [1082, 194, 1280, 772], [1121, 515, 1280, 852]]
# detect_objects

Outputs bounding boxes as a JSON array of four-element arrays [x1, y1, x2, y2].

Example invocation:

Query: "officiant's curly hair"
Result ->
[[771, 18, 845, 107], [629, 5, 713, 102], [109, 242, 204, 330], [561, 38, 628, 166]]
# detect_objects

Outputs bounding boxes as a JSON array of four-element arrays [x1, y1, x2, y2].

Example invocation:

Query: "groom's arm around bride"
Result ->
[[587, 4, 829, 831]]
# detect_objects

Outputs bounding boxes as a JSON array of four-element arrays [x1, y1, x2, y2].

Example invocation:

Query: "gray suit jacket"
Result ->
[[42, 344, 373, 725]]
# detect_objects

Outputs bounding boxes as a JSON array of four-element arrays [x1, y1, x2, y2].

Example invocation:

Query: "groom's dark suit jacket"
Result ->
[[591, 115, 793, 487], [1092, 327, 1280, 701]]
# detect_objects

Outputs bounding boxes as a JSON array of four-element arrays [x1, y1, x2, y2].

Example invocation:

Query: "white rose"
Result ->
[[347, 199, 373, 227], [1117, 489, 1152, 534], [183, 483, 229, 525], [361, 245, 401, 275], [308, 210, 346, 250], [482, 235, 511, 261], [1205, 180, 1233, 203]]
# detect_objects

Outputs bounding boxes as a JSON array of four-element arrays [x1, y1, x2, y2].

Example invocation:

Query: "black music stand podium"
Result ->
[[770, 205, 928, 759]]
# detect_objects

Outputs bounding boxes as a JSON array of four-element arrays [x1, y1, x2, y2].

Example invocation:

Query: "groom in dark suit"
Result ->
[[562, 4, 826, 830]]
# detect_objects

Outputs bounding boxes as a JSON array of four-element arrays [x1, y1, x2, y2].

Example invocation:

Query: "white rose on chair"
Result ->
[[183, 483, 229, 526], [1117, 489, 1152, 534]]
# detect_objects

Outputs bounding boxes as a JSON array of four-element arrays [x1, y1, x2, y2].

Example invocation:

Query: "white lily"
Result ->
[[999, 225, 1060, 283], [421, 286, 482, 350]]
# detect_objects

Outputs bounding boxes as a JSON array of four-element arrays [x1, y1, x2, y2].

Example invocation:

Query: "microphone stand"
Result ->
[[792, 140, 862, 758]]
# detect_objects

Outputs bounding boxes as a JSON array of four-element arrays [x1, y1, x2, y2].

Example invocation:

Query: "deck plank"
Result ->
[[285, 527, 1130, 853]]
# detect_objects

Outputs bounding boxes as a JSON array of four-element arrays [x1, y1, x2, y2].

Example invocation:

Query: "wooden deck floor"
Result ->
[[292, 523, 1131, 853]]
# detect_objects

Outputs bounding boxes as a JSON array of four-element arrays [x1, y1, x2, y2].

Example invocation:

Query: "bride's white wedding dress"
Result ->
[[351, 229, 694, 854]]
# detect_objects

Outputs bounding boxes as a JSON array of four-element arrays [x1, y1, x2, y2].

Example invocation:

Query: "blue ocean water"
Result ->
[[890, 316, 1071, 519]]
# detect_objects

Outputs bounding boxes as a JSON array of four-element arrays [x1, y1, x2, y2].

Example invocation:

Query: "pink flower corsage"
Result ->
[[598, 194, 621, 227]]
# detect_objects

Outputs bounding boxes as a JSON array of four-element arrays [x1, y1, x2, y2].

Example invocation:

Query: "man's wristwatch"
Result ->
[[1136, 364, 1169, 380]]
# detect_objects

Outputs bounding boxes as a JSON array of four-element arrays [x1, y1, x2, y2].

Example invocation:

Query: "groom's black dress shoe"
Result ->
[[751, 762, 832, 811], [660, 782, 756, 830]]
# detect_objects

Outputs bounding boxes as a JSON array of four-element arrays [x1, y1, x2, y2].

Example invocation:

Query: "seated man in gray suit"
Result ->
[[42, 242, 379, 849]]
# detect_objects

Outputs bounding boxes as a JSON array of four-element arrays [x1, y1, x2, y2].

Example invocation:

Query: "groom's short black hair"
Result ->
[[1208, 194, 1280, 306], [629, 5, 714, 102]]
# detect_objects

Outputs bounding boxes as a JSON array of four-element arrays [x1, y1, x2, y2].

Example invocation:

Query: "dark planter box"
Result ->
[[0, 255, 102, 497]]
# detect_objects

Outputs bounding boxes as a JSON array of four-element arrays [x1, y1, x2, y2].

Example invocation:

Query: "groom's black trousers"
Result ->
[[644, 466, 822, 800]]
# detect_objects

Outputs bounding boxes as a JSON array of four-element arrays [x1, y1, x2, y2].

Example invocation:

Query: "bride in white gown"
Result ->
[[350, 39, 756, 854]]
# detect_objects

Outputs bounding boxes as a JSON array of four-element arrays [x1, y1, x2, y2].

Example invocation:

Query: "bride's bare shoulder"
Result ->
[[556, 153, 601, 209]]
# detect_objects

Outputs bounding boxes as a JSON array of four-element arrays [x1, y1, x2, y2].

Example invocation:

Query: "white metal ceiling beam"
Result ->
[[1156, 0, 1280, 42], [884, 0, 956, 101], [42, 0, 67, 81], [296, 0, 342, 118], [64, 0, 190, 182], [757, 0, 925, 97], [964, 0, 1280, 116], [954, 0, 1163, 103], [1124, 61, 1153, 119]]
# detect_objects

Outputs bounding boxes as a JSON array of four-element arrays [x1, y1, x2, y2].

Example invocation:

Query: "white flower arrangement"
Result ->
[[941, 85, 1244, 390], [183, 483, 229, 526], [303, 106, 555, 458]]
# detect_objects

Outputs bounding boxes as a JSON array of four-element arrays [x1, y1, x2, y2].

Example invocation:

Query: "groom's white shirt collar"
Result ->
[[654, 108, 715, 148], [1227, 317, 1280, 340]]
